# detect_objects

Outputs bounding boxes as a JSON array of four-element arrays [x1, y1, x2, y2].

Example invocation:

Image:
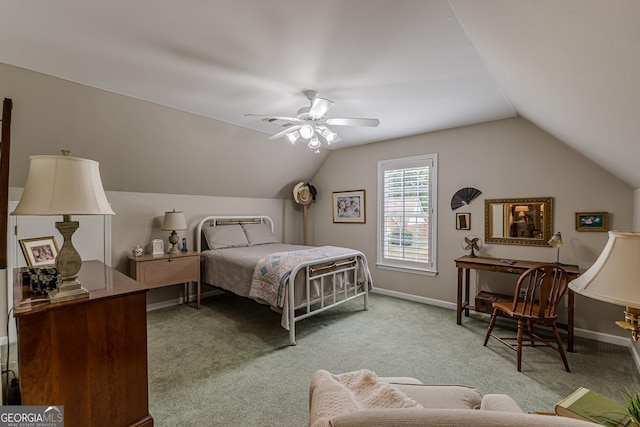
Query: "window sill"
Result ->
[[376, 263, 438, 277]]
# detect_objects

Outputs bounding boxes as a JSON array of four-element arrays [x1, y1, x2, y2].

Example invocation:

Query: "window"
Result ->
[[377, 154, 437, 275]]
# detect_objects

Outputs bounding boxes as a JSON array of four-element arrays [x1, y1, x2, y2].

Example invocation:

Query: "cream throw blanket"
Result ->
[[309, 369, 421, 427]]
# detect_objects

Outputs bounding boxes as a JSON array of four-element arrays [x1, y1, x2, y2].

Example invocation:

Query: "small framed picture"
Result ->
[[333, 190, 366, 223], [456, 213, 471, 230], [575, 212, 609, 232], [19, 236, 59, 267]]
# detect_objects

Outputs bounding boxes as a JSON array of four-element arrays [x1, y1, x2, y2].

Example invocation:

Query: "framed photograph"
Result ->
[[333, 190, 366, 223], [19, 236, 59, 267], [456, 213, 471, 230], [575, 212, 609, 232]]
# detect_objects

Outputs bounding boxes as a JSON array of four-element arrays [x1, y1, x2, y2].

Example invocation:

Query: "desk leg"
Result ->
[[464, 268, 470, 318], [568, 289, 574, 352], [457, 267, 463, 325], [184, 282, 189, 305]]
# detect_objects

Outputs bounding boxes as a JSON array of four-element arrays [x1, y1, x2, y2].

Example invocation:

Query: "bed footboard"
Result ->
[[287, 252, 371, 345]]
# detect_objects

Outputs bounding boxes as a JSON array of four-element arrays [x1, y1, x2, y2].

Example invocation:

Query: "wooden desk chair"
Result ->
[[483, 264, 571, 372]]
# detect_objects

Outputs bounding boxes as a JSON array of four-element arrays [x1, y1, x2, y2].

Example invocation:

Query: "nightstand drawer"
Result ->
[[129, 252, 200, 290]]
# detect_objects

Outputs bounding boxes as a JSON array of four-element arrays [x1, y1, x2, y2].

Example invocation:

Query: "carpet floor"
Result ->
[[146, 292, 640, 426]]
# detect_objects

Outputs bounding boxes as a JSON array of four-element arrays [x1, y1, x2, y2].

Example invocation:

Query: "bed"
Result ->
[[196, 215, 372, 345]]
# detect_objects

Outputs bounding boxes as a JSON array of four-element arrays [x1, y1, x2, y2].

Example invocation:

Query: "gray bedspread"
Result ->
[[201, 243, 309, 299]]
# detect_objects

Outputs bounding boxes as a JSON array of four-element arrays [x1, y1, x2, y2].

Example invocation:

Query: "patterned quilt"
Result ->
[[249, 246, 367, 329]]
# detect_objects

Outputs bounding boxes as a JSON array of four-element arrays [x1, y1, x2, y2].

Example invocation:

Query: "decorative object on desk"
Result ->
[[152, 239, 164, 255], [450, 187, 481, 210], [461, 235, 482, 257], [19, 236, 59, 267], [181, 237, 188, 252], [555, 387, 633, 426], [576, 212, 609, 232], [569, 231, 640, 341], [27, 266, 60, 295], [548, 231, 566, 265], [333, 189, 365, 224], [162, 209, 187, 254], [456, 212, 470, 230], [132, 244, 143, 257], [11, 150, 115, 302]]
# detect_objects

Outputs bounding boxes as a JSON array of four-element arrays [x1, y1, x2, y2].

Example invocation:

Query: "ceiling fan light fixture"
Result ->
[[308, 136, 321, 149], [300, 124, 314, 139], [286, 130, 300, 144]]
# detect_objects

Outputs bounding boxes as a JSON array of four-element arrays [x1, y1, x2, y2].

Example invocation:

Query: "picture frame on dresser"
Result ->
[[19, 236, 59, 266]]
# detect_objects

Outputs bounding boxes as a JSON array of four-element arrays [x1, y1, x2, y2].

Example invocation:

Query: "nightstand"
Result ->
[[129, 251, 201, 308]]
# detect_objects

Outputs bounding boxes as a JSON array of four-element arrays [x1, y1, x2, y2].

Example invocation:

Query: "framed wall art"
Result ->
[[333, 190, 366, 223], [456, 213, 470, 230], [575, 212, 609, 232], [19, 236, 59, 266]]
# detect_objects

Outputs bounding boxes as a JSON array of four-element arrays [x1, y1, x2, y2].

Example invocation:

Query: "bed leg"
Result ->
[[289, 327, 296, 346]]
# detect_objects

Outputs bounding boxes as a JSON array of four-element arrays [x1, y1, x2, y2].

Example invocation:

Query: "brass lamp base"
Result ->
[[615, 306, 640, 341]]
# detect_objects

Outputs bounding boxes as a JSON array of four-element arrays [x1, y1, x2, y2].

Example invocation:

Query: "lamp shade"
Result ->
[[12, 155, 114, 216], [569, 231, 640, 308], [162, 210, 187, 231]]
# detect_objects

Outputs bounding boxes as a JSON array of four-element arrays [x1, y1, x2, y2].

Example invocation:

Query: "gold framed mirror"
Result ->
[[484, 197, 553, 246]]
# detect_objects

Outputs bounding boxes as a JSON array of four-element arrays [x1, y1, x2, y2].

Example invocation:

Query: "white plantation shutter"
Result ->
[[377, 154, 437, 274]]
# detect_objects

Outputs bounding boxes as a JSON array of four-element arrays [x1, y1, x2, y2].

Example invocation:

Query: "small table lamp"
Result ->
[[514, 205, 529, 222], [569, 231, 640, 341], [162, 210, 187, 254], [12, 151, 115, 302], [548, 231, 565, 265]]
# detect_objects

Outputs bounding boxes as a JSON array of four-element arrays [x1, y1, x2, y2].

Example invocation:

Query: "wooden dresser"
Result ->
[[13, 260, 154, 427]]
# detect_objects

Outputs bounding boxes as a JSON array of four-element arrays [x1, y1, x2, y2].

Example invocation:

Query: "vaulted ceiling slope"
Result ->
[[1, 0, 639, 190]]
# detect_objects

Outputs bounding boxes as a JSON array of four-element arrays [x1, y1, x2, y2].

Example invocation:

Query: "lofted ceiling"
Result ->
[[1, 0, 639, 188]]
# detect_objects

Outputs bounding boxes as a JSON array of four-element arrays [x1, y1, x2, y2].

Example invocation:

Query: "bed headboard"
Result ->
[[195, 215, 274, 252]]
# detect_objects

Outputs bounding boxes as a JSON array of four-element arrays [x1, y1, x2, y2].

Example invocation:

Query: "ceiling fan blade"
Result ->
[[245, 113, 302, 122], [267, 125, 301, 140], [309, 97, 335, 119], [325, 117, 380, 127]]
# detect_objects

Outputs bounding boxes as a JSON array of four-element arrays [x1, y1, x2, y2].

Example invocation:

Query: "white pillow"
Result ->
[[202, 224, 249, 250], [242, 223, 279, 246]]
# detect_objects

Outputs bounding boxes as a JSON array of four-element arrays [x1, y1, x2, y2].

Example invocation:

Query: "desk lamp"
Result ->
[[514, 205, 529, 222], [12, 151, 115, 302], [569, 231, 640, 341], [548, 231, 565, 265], [162, 209, 187, 254]]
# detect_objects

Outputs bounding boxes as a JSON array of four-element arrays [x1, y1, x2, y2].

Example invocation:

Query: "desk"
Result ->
[[14, 261, 154, 427], [455, 256, 580, 352]]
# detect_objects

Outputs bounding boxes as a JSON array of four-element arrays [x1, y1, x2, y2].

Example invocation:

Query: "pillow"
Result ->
[[242, 223, 279, 246], [202, 224, 249, 250]]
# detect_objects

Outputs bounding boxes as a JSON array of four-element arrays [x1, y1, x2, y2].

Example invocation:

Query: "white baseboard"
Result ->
[[371, 287, 637, 358]]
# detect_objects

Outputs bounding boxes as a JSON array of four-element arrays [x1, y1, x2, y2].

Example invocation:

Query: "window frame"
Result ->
[[376, 153, 438, 276]]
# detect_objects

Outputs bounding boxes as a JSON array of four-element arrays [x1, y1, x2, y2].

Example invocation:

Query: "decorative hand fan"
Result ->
[[451, 187, 482, 210], [461, 235, 482, 257]]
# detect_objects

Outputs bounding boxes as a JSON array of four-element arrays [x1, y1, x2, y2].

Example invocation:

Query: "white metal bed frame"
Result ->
[[195, 215, 370, 345]]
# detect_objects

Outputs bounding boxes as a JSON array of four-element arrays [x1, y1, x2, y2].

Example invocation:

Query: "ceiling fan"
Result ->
[[245, 90, 380, 152]]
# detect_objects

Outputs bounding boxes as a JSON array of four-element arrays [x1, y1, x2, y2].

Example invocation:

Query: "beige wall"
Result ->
[[310, 117, 635, 338], [0, 60, 637, 345]]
